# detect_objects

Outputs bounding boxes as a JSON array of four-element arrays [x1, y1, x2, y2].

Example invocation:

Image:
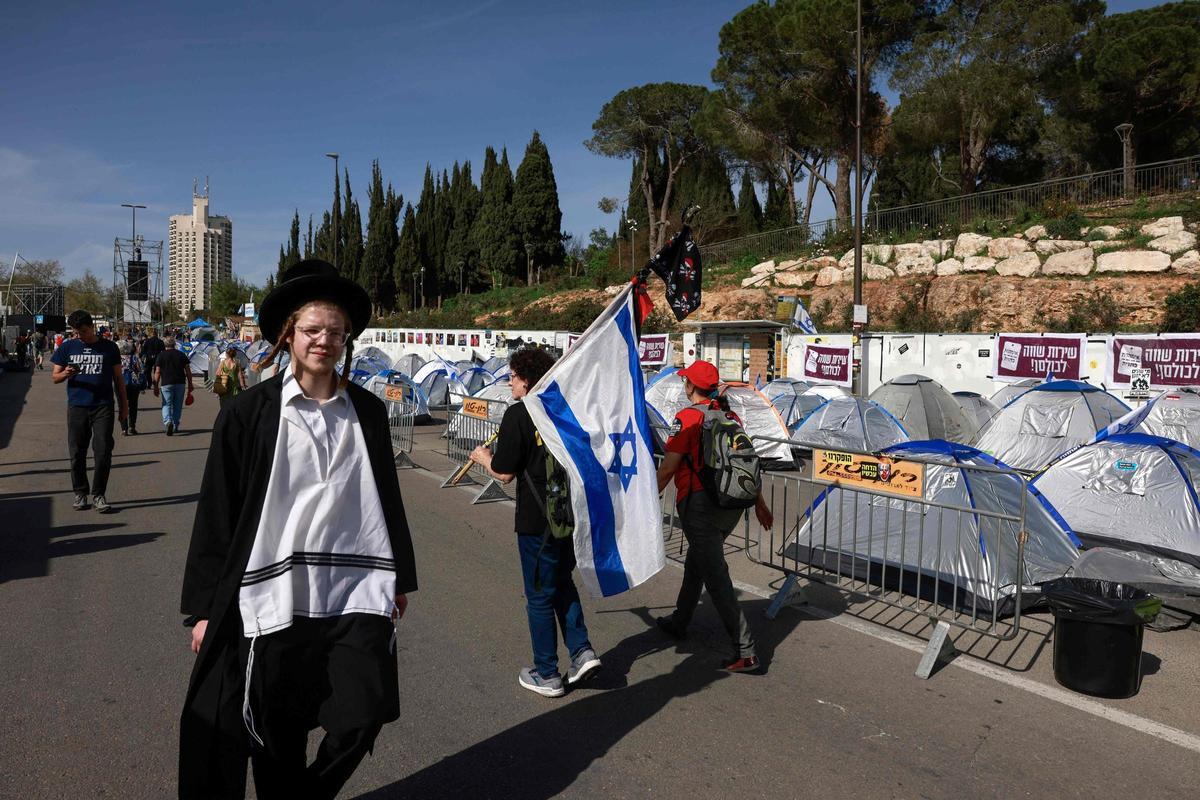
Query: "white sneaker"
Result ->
[[518, 667, 565, 698], [566, 648, 601, 685]]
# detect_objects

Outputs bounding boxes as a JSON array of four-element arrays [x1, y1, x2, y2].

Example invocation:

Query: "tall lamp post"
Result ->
[[852, 0, 868, 398], [419, 264, 425, 309], [626, 218, 638, 267], [325, 153, 339, 271], [1115, 124, 1134, 200], [524, 243, 533, 287], [458, 259, 465, 295]]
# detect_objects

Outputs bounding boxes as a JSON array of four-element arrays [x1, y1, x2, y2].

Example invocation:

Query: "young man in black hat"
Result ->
[[179, 259, 417, 799], [50, 310, 128, 512]]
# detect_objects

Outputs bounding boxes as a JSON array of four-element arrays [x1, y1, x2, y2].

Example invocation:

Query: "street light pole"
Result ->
[[525, 243, 533, 287], [626, 218, 638, 268], [458, 260, 465, 295], [1115, 124, 1134, 199], [419, 264, 425, 309], [853, 0, 868, 398], [325, 153, 339, 271]]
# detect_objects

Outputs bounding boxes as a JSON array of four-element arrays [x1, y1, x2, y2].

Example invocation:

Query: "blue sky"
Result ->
[[0, 0, 1171, 287]]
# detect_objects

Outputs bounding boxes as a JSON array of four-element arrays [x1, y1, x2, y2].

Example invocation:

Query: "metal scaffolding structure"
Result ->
[[4, 284, 64, 317], [113, 234, 164, 328]]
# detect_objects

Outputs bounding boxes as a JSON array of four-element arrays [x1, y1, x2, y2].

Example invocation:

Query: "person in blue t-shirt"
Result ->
[[50, 310, 128, 513]]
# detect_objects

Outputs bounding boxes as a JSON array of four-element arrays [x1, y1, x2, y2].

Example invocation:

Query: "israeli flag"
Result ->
[[792, 299, 818, 334], [523, 285, 665, 598]]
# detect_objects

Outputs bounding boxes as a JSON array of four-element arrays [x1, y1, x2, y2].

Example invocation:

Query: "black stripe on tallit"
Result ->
[[241, 551, 396, 586]]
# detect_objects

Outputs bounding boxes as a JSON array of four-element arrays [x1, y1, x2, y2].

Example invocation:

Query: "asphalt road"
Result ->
[[2, 366, 1198, 798]]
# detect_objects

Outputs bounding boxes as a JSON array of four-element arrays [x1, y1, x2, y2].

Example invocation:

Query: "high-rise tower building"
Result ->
[[168, 181, 232, 313]]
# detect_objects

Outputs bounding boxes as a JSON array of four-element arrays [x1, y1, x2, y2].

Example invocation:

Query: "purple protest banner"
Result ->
[[991, 333, 1085, 382], [1107, 334, 1200, 388], [800, 343, 852, 387]]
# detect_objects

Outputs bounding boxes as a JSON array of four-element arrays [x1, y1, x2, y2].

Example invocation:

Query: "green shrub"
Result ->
[[1163, 282, 1200, 332]]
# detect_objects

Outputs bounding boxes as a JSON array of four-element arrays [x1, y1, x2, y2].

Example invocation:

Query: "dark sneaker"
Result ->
[[166, 422, 174, 436], [566, 648, 601, 685], [73, 493, 89, 511], [93, 495, 112, 514], [518, 667, 565, 698], [655, 615, 687, 640], [722, 655, 762, 674], [129, 428, 138, 436]]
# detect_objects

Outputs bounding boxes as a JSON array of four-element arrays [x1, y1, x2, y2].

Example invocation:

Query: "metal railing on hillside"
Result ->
[[701, 154, 1199, 265]]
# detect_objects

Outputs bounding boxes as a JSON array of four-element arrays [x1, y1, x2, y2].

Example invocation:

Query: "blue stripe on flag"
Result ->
[[539, 381, 630, 596], [615, 304, 655, 457]]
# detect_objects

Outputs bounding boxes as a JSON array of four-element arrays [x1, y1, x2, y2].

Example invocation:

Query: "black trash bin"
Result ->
[[1042, 578, 1162, 698]]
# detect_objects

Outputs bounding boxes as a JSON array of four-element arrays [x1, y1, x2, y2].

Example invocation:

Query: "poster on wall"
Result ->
[[416, 333, 424, 344], [458, 334, 467, 346], [799, 342, 852, 387], [638, 334, 670, 366], [990, 333, 1085, 382], [1107, 334, 1200, 388], [470, 334, 480, 347], [406, 332, 414, 343], [436, 333, 445, 345]]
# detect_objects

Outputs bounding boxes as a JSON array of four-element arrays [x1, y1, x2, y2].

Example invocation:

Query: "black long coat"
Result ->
[[178, 374, 417, 798]]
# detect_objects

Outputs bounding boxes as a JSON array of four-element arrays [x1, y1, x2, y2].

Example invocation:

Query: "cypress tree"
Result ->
[[331, 169, 342, 272], [314, 211, 334, 265], [304, 215, 314, 259], [672, 150, 735, 223], [393, 203, 421, 309], [446, 160, 481, 294], [736, 172, 763, 234], [340, 169, 364, 285], [511, 131, 565, 282], [362, 160, 401, 312], [762, 177, 795, 231], [474, 146, 521, 288], [286, 210, 301, 268], [414, 164, 436, 292]]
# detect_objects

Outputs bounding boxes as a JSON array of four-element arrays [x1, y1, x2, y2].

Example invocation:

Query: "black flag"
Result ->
[[641, 225, 701, 321]]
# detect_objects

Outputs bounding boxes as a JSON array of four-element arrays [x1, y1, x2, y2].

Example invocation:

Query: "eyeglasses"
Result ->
[[295, 327, 349, 344]]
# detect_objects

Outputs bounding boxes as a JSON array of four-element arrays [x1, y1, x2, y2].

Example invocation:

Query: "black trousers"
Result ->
[[67, 404, 114, 496], [122, 389, 141, 432], [238, 614, 397, 800]]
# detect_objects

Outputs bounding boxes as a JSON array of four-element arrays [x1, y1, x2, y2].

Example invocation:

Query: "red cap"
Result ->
[[678, 360, 720, 391]]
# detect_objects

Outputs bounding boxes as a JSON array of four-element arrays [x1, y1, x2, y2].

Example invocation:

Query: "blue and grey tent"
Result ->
[[763, 378, 848, 429], [990, 378, 1040, 408], [393, 353, 425, 378], [784, 440, 1081, 615], [481, 355, 507, 375], [1093, 387, 1200, 449], [1032, 433, 1200, 568], [973, 380, 1129, 473], [790, 396, 909, 453]]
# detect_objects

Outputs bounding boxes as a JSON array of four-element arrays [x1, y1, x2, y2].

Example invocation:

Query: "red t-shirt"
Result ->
[[665, 402, 742, 501]]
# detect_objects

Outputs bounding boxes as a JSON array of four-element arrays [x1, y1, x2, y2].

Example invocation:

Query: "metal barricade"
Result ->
[[442, 398, 512, 504], [372, 382, 418, 468], [745, 436, 1032, 678]]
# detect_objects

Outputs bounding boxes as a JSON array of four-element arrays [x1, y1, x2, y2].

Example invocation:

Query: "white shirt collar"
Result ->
[[282, 363, 347, 407]]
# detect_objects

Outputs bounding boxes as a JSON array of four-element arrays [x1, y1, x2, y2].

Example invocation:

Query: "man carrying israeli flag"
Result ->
[[523, 284, 666, 599]]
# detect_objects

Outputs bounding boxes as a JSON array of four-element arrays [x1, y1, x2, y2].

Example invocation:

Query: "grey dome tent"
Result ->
[[364, 372, 433, 423], [354, 346, 393, 368], [990, 378, 1039, 408], [870, 373, 978, 443], [481, 356, 507, 375], [393, 353, 425, 378], [790, 396, 908, 453], [643, 370, 793, 464], [783, 441, 1081, 615], [1093, 387, 1200, 449], [1032, 434, 1200, 568], [973, 380, 1129, 473], [953, 391, 1001, 431]]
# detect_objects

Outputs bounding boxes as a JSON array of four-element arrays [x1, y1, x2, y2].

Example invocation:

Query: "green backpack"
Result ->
[[522, 431, 575, 540]]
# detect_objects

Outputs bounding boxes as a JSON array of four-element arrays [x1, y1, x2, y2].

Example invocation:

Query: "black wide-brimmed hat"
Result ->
[[258, 259, 371, 344]]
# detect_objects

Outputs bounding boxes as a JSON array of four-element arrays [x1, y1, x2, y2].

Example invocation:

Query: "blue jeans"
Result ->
[[518, 533, 591, 679], [161, 383, 185, 427]]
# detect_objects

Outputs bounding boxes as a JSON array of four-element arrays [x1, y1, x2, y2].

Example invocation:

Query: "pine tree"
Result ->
[[511, 131, 565, 283], [393, 203, 421, 309], [737, 171, 763, 234]]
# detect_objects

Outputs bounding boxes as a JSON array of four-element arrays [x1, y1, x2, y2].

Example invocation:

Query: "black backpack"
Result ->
[[687, 405, 762, 509]]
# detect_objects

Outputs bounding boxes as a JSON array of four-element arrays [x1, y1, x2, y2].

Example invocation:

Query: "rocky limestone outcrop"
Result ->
[[1090, 225, 1124, 240], [954, 233, 992, 258], [962, 255, 996, 272], [1149, 231, 1197, 255], [805, 256, 840, 271], [864, 264, 896, 281], [1141, 216, 1185, 237], [1096, 250, 1171, 273], [1172, 250, 1200, 274], [775, 270, 816, 288], [750, 259, 777, 275], [894, 253, 936, 276], [839, 244, 892, 268], [1024, 224, 1048, 241], [1035, 239, 1085, 255], [1041, 248, 1094, 276], [988, 237, 1030, 259], [935, 258, 963, 276], [995, 252, 1041, 277], [815, 265, 844, 286]]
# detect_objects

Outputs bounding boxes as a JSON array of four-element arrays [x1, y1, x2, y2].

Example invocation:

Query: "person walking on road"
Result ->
[[141, 327, 164, 375], [213, 345, 247, 407], [469, 347, 601, 698], [179, 259, 418, 800], [50, 310, 128, 513], [153, 336, 193, 435], [118, 340, 144, 436], [655, 360, 773, 674]]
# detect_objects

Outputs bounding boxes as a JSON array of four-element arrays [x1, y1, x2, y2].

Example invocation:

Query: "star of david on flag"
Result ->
[[523, 285, 666, 598]]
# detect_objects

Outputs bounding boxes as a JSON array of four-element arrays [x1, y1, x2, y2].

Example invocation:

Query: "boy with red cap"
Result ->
[[655, 360, 773, 673]]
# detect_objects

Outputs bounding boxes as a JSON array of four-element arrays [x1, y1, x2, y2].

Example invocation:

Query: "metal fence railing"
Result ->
[[743, 436, 1035, 678], [701, 153, 1200, 265], [442, 399, 514, 503], [372, 381, 418, 468]]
